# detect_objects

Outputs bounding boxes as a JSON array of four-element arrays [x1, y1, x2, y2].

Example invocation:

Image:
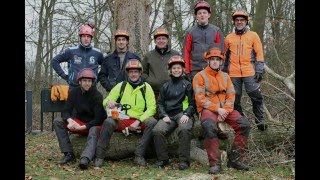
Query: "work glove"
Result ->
[[254, 72, 263, 83]]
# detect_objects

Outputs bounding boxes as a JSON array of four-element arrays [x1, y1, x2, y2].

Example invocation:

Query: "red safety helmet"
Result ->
[[153, 27, 169, 39], [114, 29, 130, 41], [77, 68, 96, 81], [79, 25, 94, 37], [232, 9, 250, 25], [167, 55, 185, 69], [203, 48, 224, 60], [194, 1, 211, 14], [125, 59, 143, 71]]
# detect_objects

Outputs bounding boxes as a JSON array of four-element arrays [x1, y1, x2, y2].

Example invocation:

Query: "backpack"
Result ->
[[116, 81, 147, 111]]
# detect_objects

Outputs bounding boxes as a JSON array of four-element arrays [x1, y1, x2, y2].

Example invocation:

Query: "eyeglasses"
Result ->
[[234, 18, 246, 22]]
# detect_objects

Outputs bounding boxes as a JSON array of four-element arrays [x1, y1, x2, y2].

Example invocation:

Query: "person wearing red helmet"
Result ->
[[94, 59, 157, 168], [223, 9, 267, 131], [51, 21, 104, 91], [193, 48, 250, 174], [182, 1, 225, 81], [53, 68, 107, 170], [98, 29, 140, 92], [152, 55, 195, 170]]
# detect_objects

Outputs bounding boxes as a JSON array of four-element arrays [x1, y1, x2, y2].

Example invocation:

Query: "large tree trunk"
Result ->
[[114, 0, 151, 58], [252, 0, 270, 43]]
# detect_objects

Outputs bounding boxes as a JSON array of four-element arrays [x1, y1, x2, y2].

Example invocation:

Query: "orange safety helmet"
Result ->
[[114, 29, 130, 41], [203, 48, 224, 60], [125, 59, 143, 71], [232, 9, 250, 25], [77, 68, 96, 81], [153, 27, 169, 39], [194, 1, 211, 14], [167, 55, 185, 69], [79, 25, 94, 37]]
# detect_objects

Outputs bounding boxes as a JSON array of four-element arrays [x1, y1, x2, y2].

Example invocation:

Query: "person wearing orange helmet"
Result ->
[[51, 21, 104, 91], [98, 29, 140, 92], [152, 55, 195, 170], [53, 68, 107, 170], [182, 1, 225, 81], [142, 27, 180, 98], [223, 9, 267, 131], [94, 59, 157, 168], [193, 48, 251, 174]]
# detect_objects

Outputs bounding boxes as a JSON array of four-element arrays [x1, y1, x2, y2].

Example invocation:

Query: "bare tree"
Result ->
[[252, 0, 270, 42]]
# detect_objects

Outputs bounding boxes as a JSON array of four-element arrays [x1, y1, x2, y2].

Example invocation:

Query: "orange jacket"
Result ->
[[224, 30, 264, 77], [193, 67, 235, 113], [51, 85, 69, 101]]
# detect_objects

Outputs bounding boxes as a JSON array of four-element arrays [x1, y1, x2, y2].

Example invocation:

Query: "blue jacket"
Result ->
[[98, 50, 140, 92], [51, 44, 104, 89]]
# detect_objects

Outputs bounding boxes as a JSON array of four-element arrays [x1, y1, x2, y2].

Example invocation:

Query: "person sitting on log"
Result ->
[[192, 47, 251, 174], [152, 55, 195, 170], [53, 68, 107, 170], [94, 59, 157, 168]]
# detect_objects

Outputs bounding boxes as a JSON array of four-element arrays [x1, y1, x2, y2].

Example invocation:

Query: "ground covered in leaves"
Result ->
[[25, 131, 294, 180]]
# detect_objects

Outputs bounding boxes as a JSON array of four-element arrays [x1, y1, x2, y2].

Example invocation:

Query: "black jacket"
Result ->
[[158, 76, 195, 118], [62, 86, 107, 129], [98, 50, 140, 92]]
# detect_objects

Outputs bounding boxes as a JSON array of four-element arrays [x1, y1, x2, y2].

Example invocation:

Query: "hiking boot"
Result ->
[[79, 157, 90, 170], [94, 158, 104, 168], [227, 160, 249, 171], [257, 123, 268, 131], [154, 160, 169, 168], [217, 130, 229, 140], [57, 152, 75, 165], [178, 161, 189, 170], [134, 156, 146, 166], [209, 165, 222, 174]]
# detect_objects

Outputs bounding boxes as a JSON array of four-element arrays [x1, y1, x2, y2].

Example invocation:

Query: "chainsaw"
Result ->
[[106, 103, 131, 120]]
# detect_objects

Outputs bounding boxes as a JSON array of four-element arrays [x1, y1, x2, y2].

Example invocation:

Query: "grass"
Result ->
[[25, 131, 294, 180]]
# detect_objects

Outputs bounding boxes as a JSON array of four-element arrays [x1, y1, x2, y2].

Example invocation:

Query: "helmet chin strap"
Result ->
[[79, 36, 92, 48], [235, 26, 248, 35], [209, 66, 220, 72]]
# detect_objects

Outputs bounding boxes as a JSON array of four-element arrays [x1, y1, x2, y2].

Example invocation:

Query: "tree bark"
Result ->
[[114, 0, 151, 58], [252, 0, 270, 43], [70, 120, 293, 164]]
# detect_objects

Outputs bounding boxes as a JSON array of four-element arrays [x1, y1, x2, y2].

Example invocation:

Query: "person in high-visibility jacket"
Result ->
[[223, 9, 267, 131], [94, 59, 157, 168], [193, 48, 251, 174]]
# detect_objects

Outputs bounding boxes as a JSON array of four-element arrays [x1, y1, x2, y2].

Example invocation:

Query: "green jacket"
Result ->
[[103, 81, 156, 122], [141, 47, 180, 93]]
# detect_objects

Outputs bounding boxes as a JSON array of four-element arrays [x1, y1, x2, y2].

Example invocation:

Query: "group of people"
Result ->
[[51, 0, 267, 174]]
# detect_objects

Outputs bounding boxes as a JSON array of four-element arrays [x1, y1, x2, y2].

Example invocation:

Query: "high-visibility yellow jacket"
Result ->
[[193, 67, 235, 113], [103, 81, 156, 122]]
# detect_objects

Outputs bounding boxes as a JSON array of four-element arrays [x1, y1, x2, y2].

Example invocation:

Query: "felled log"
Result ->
[[70, 120, 293, 164]]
